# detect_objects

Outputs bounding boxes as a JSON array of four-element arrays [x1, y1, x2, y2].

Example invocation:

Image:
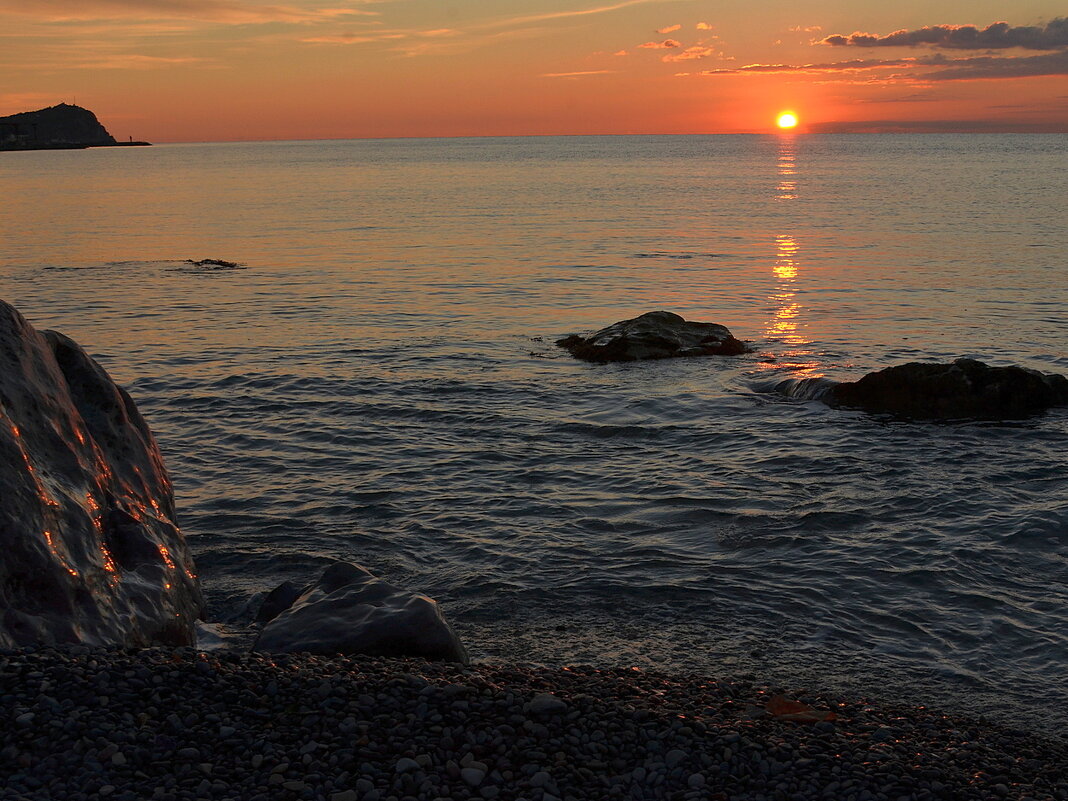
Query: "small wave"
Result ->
[[634, 251, 724, 260], [753, 375, 839, 401]]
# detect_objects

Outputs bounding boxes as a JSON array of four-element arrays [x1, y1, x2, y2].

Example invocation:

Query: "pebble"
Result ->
[[0, 647, 1064, 801]]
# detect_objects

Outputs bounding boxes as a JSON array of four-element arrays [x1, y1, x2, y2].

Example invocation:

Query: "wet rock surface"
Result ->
[[773, 358, 1068, 420], [2, 647, 1065, 801], [557, 311, 748, 363], [254, 562, 468, 663], [0, 299, 203, 647]]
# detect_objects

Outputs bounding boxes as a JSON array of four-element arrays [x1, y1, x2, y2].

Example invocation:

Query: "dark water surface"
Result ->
[[2, 134, 1066, 727]]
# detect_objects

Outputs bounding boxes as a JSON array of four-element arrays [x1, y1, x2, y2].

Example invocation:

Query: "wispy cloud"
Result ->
[[696, 22, 712, 31], [480, 0, 667, 30], [0, 0, 380, 24], [689, 57, 913, 76], [821, 18, 1068, 50], [657, 24, 680, 34], [77, 53, 208, 68], [662, 45, 715, 62], [541, 69, 616, 78], [638, 38, 680, 49]]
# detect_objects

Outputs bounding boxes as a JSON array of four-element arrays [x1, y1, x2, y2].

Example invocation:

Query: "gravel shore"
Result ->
[[2, 647, 1065, 801]]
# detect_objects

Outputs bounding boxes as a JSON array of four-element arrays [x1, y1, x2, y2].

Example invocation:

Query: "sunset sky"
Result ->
[[2, 0, 1067, 141]]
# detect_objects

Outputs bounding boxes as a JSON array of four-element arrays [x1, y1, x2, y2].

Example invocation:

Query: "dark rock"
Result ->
[[0, 103, 116, 150], [253, 562, 468, 663], [772, 358, 1068, 420], [556, 311, 747, 363], [255, 580, 304, 623], [828, 358, 1068, 420], [0, 299, 204, 647], [185, 259, 241, 269]]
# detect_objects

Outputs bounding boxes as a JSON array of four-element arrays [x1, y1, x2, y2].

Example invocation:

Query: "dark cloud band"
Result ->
[[821, 18, 1068, 50]]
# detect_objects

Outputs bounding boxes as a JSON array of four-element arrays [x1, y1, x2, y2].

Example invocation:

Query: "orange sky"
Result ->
[[1, 1, 1066, 141]]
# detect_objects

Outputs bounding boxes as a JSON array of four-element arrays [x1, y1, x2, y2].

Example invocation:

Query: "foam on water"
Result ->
[[1, 134, 1066, 727]]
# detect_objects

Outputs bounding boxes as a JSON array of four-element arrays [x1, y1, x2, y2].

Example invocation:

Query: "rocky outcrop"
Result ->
[[775, 358, 1068, 420], [0, 300, 203, 647], [254, 562, 468, 663], [557, 311, 748, 363], [0, 103, 117, 150]]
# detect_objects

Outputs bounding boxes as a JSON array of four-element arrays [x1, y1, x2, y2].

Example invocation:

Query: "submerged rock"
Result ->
[[776, 358, 1068, 420], [557, 311, 748, 363], [254, 562, 468, 663], [0, 300, 203, 647], [185, 258, 241, 269]]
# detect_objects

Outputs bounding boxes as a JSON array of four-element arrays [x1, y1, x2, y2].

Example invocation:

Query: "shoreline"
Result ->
[[3, 647, 1065, 801]]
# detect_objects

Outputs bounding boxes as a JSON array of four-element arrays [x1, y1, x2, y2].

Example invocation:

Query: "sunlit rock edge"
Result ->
[[0, 299, 204, 647]]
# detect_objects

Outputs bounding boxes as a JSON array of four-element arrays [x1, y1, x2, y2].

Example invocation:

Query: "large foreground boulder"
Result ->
[[254, 562, 468, 663], [0, 300, 203, 647], [775, 358, 1068, 420], [557, 310, 748, 363]]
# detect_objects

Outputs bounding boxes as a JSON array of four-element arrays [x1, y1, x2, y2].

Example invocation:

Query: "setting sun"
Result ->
[[776, 112, 799, 130]]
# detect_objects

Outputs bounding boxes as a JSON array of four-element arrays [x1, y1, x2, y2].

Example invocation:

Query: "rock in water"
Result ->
[[557, 311, 747, 363], [828, 358, 1068, 420], [0, 300, 203, 647], [254, 562, 468, 663], [794, 358, 1068, 420]]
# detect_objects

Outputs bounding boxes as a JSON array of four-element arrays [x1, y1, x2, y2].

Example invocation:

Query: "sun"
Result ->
[[776, 111, 798, 130]]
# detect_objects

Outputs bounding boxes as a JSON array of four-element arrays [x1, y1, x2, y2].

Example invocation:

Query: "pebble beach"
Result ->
[[3, 647, 1066, 801]]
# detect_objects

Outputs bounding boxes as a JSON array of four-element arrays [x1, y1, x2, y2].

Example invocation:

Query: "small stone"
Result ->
[[461, 767, 485, 787], [331, 791, 358, 801], [687, 773, 705, 788], [665, 750, 687, 768], [526, 693, 567, 715], [282, 781, 306, 791], [111, 752, 127, 766], [395, 757, 420, 773]]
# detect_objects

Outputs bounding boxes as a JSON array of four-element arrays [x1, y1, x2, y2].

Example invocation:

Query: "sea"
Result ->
[[1, 134, 1065, 728]]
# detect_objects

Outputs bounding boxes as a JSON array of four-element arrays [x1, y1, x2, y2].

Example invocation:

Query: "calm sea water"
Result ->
[[2, 135, 1066, 727]]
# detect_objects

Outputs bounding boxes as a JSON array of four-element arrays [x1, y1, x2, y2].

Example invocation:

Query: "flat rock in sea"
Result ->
[[777, 358, 1068, 420], [185, 258, 242, 269], [557, 310, 748, 363], [0, 299, 204, 647], [253, 562, 468, 663]]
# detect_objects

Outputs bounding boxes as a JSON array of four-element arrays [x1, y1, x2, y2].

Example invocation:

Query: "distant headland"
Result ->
[[0, 103, 150, 151]]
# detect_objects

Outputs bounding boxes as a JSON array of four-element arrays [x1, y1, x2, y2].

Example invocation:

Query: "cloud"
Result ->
[[922, 49, 1068, 80], [77, 53, 207, 69], [691, 57, 913, 75], [657, 24, 680, 34], [789, 25, 821, 34], [614, 49, 628, 56], [821, 18, 1068, 50], [662, 45, 715, 62], [638, 39, 680, 49], [696, 22, 712, 30], [0, 0, 380, 24], [809, 118, 1068, 133], [541, 69, 616, 78], [481, 0, 667, 30], [686, 50, 1068, 82]]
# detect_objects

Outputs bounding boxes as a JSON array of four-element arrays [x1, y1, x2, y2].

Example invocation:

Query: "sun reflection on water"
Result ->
[[763, 137, 821, 377]]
